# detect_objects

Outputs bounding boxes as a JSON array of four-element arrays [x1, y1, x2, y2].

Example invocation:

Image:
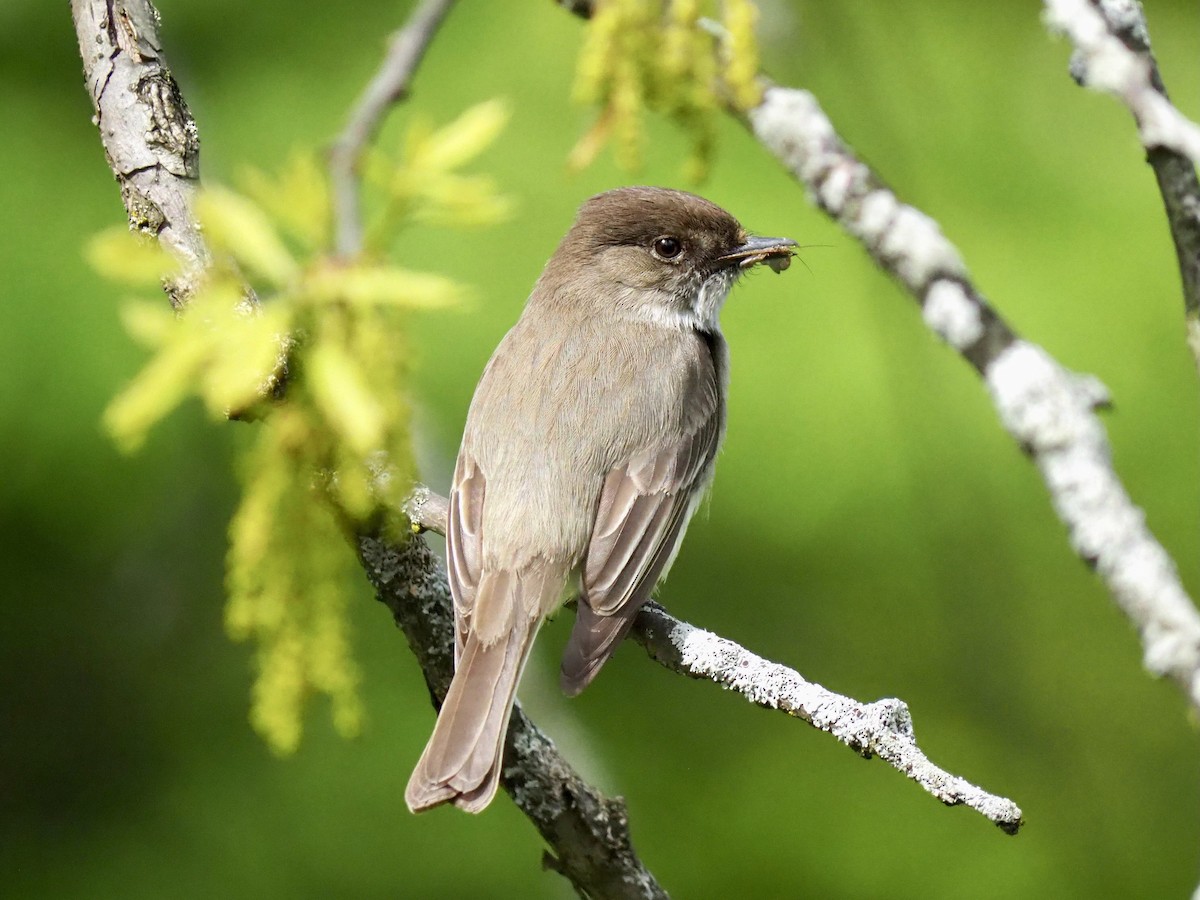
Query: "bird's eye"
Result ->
[[651, 236, 683, 260]]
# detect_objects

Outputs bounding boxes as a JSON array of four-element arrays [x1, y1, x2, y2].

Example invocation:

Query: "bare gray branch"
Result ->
[[329, 0, 457, 258]]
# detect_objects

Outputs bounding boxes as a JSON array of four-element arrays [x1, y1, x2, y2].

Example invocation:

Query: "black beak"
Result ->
[[719, 235, 798, 272]]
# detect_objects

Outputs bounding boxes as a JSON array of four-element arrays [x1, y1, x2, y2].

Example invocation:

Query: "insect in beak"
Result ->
[[719, 235, 798, 273]]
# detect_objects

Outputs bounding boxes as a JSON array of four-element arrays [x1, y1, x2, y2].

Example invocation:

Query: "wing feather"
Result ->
[[446, 455, 485, 665], [561, 411, 721, 694]]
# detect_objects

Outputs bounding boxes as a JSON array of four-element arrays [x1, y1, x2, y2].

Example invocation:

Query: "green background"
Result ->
[[3, 1, 1199, 897]]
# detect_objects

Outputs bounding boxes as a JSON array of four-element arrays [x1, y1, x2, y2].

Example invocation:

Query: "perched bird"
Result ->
[[406, 186, 796, 813]]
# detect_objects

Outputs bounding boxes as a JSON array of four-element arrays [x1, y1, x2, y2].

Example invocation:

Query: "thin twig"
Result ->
[[403, 487, 1026, 834], [329, 0, 457, 258], [1043, 0, 1200, 369], [632, 606, 1023, 832]]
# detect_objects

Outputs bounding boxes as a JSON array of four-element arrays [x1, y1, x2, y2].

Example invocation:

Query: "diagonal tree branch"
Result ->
[[72, 0, 207, 307], [1042, 0, 1200, 369], [329, 0, 457, 259], [403, 487, 1025, 834], [744, 81, 1200, 716], [358, 530, 667, 898]]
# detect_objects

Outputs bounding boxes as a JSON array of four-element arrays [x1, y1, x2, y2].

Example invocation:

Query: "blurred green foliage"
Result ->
[[1, 1, 1198, 898], [92, 105, 506, 757]]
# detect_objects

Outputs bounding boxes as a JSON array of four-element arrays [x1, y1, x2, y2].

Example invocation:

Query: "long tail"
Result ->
[[405, 613, 540, 813]]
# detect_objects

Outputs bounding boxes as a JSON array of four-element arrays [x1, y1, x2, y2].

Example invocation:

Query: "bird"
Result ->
[[405, 186, 796, 813]]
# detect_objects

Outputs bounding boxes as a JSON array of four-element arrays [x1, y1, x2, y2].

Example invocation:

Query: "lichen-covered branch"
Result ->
[[746, 84, 1200, 713], [632, 606, 1023, 833], [329, 0, 458, 258], [1042, 0, 1200, 368], [358, 530, 667, 899], [72, 0, 208, 307], [1043, 0, 1200, 165], [403, 488, 1025, 834]]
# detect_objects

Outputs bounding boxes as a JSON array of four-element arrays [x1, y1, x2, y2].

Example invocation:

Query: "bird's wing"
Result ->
[[446, 453, 485, 666], [561, 411, 721, 695]]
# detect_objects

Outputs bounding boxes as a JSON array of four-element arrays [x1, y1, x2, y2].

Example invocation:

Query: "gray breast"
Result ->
[[462, 316, 723, 569]]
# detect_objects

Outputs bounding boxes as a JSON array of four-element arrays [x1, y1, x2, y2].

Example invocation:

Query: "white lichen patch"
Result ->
[[985, 341, 1094, 448], [923, 280, 983, 350], [816, 158, 867, 215], [750, 87, 841, 204], [1098, 0, 1150, 43], [751, 87, 835, 154], [880, 205, 966, 288], [855, 189, 898, 246]]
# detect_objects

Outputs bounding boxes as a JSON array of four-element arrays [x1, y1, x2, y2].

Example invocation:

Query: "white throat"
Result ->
[[692, 271, 736, 331], [634, 271, 736, 333]]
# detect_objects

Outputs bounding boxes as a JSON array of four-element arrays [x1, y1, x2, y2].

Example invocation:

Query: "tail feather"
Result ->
[[405, 614, 540, 814]]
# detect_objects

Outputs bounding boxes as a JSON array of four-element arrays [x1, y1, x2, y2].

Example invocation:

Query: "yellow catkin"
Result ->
[[310, 574, 364, 739], [250, 625, 307, 755], [612, 56, 645, 171], [663, 0, 701, 85], [722, 0, 763, 111], [98, 101, 504, 758], [572, 1, 622, 106], [569, 0, 765, 178], [225, 426, 292, 639]]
